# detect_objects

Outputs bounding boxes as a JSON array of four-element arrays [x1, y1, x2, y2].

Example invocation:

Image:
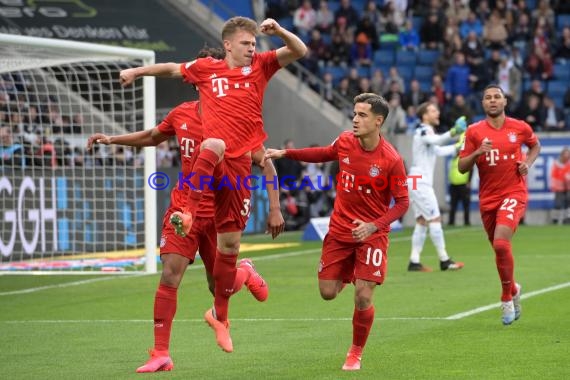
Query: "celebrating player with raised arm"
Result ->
[[265, 93, 409, 371], [407, 102, 466, 272], [459, 84, 541, 325], [119, 16, 306, 353]]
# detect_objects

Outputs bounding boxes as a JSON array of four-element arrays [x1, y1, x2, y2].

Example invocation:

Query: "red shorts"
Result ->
[[319, 234, 389, 284], [160, 208, 216, 275], [212, 154, 253, 233], [481, 196, 527, 241]]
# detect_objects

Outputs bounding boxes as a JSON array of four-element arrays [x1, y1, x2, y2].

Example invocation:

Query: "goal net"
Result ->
[[0, 33, 157, 274]]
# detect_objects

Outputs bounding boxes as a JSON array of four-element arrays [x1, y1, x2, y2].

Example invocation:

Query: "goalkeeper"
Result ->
[[86, 47, 284, 373], [406, 102, 467, 272]]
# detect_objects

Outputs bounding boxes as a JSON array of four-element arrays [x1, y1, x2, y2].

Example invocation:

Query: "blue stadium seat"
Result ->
[[398, 66, 414, 82], [327, 1, 341, 14], [548, 81, 568, 108], [419, 80, 431, 92], [357, 66, 371, 78], [473, 114, 486, 122], [201, 0, 254, 20], [373, 50, 395, 66], [417, 50, 439, 65], [323, 66, 347, 85], [396, 50, 417, 66], [321, 33, 332, 46], [557, 14, 570, 28], [553, 63, 570, 81], [414, 65, 434, 81], [279, 16, 293, 32]]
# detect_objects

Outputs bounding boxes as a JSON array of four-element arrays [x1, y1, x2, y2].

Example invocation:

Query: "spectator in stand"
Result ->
[[379, 1, 400, 35], [320, 72, 335, 103], [541, 97, 567, 131], [370, 68, 385, 95], [550, 147, 570, 224], [361, 0, 382, 33], [565, 88, 570, 109], [404, 79, 428, 109], [383, 80, 405, 104], [329, 30, 351, 67], [355, 16, 379, 51], [405, 105, 420, 135], [531, 0, 555, 34], [483, 10, 508, 49], [525, 26, 553, 80], [399, 19, 420, 51], [555, 26, 570, 62], [358, 77, 372, 94], [36, 135, 57, 167], [446, 0, 470, 24], [462, 31, 485, 65], [293, 0, 317, 39], [513, 0, 531, 20], [0, 124, 24, 168], [460, 11, 483, 39], [420, 11, 445, 50], [315, 0, 335, 34], [475, 0, 491, 22], [332, 16, 354, 45], [496, 55, 522, 109], [350, 32, 373, 66], [445, 95, 474, 130], [431, 74, 447, 108], [346, 67, 362, 96], [384, 66, 405, 93], [445, 52, 471, 101], [335, 0, 359, 30], [305, 29, 328, 73], [509, 12, 532, 53], [516, 94, 544, 131], [383, 93, 407, 135], [435, 46, 455, 78], [444, 17, 462, 50], [522, 79, 545, 106]]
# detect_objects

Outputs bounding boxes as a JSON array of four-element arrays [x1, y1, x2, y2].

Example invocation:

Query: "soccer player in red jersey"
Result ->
[[119, 16, 306, 352], [265, 93, 409, 371], [458, 84, 541, 325], [87, 100, 284, 371]]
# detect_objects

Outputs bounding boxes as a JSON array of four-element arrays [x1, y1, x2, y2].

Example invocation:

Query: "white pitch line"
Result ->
[[0, 227, 473, 297], [445, 281, 570, 320]]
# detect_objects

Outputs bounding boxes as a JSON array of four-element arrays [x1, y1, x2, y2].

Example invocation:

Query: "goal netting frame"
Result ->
[[0, 33, 157, 274]]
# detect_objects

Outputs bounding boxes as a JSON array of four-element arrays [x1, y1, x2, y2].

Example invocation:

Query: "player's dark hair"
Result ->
[[353, 93, 389, 121], [222, 16, 258, 40], [196, 45, 225, 60], [482, 84, 505, 97], [416, 101, 437, 120]]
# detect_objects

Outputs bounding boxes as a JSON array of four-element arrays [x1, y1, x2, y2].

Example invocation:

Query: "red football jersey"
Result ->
[[460, 117, 538, 210], [157, 101, 214, 217], [288, 131, 408, 242], [179, 51, 281, 158]]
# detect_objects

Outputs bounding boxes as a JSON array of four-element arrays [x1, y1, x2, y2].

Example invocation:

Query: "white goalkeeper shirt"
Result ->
[[408, 123, 457, 186]]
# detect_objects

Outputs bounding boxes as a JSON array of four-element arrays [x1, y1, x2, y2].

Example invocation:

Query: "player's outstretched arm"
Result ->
[[253, 146, 285, 239], [119, 63, 182, 87], [86, 128, 168, 150], [259, 18, 307, 67]]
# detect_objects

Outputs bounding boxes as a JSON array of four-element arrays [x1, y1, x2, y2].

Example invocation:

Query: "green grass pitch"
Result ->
[[1, 225, 569, 379]]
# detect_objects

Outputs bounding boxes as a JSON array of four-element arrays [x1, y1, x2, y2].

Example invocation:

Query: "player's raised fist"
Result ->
[[119, 68, 137, 87], [259, 18, 281, 35]]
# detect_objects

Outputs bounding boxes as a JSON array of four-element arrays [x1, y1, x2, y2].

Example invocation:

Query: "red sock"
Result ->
[[352, 305, 375, 348], [493, 239, 515, 302], [186, 148, 219, 214], [213, 251, 238, 322], [153, 284, 177, 352]]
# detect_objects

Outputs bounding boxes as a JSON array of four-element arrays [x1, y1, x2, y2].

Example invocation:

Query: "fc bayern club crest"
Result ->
[[160, 236, 166, 248], [369, 165, 381, 177], [508, 132, 517, 143], [241, 66, 252, 75]]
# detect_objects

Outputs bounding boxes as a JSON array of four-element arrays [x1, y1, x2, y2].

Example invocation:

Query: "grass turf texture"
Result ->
[[0, 226, 569, 379]]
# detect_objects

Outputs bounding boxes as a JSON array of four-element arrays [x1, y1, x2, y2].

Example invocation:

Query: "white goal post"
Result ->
[[0, 33, 157, 274]]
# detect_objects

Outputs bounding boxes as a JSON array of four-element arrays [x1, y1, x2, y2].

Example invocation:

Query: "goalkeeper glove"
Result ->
[[450, 116, 467, 136]]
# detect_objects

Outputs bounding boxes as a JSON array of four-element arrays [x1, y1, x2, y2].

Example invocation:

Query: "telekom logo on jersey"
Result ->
[[211, 77, 251, 98], [485, 149, 517, 166]]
